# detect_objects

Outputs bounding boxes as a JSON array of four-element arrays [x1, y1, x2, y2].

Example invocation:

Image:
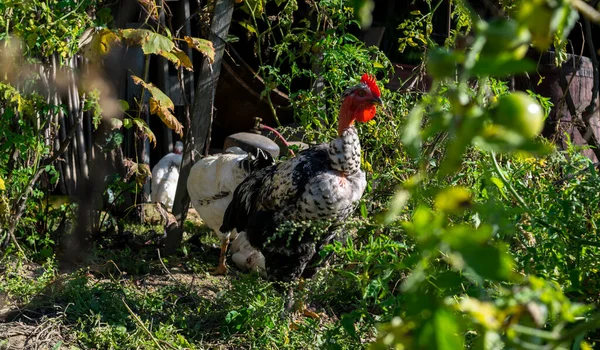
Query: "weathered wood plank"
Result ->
[[162, 0, 236, 255]]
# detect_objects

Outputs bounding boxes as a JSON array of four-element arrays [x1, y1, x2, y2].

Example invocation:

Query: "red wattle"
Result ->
[[354, 105, 376, 122]]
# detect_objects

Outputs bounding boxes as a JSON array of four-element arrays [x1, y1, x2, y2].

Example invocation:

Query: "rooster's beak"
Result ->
[[372, 97, 383, 106]]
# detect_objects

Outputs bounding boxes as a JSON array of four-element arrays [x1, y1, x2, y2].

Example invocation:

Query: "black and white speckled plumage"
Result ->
[[220, 126, 367, 282], [221, 74, 381, 282]]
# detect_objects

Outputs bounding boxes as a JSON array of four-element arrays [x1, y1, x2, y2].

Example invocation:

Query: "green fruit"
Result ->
[[480, 18, 531, 60], [491, 92, 545, 139]]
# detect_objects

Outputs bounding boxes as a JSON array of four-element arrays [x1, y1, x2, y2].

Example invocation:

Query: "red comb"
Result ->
[[361, 74, 380, 97]]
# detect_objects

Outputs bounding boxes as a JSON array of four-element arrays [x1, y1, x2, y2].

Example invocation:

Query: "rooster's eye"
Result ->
[[357, 90, 366, 97]]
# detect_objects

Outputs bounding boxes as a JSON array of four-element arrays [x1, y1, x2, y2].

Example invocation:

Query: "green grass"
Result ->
[[0, 221, 371, 349]]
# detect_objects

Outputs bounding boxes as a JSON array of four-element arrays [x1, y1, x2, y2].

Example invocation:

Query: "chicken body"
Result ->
[[220, 74, 382, 283], [229, 232, 266, 276], [187, 148, 273, 274], [151, 141, 183, 211]]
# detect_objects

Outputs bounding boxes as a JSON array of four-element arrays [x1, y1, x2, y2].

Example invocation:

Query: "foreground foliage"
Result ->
[[2, 0, 600, 349]]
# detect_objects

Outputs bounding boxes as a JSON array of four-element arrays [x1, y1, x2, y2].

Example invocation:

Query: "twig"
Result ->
[[490, 152, 530, 210], [260, 124, 296, 157], [582, 17, 599, 124], [571, 0, 600, 23], [553, 162, 600, 186], [156, 249, 203, 304], [156, 248, 179, 285], [121, 298, 165, 350]]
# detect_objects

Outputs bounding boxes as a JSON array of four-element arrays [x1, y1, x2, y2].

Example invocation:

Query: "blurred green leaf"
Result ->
[[439, 109, 485, 175], [454, 242, 514, 282], [351, 0, 375, 29], [471, 57, 536, 78], [427, 48, 460, 79], [402, 104, 424, 158], [378, 189, 410, 224], [418, 307, 464, 349], [434, 186, 472, 214]]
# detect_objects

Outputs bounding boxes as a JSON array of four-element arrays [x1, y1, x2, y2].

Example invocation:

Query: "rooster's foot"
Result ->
[[294, 301, 321, 320], [209, 264, 228, 276]]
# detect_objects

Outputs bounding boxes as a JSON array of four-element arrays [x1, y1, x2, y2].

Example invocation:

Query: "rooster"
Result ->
[[151, 141, 184, 211], [220, 74, 382, 303], [187, 147, 274, 275]]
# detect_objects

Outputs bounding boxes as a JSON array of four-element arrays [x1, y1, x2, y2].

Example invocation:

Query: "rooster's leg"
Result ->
[[288, 279, 321, 329], [295, 279, 321, 319], [210, 237, 230, 275]]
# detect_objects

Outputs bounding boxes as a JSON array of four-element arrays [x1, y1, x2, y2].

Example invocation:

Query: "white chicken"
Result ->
[[187, 147, 273, 275], [230, 232, 266, 277], [151, 141, 184, 211]]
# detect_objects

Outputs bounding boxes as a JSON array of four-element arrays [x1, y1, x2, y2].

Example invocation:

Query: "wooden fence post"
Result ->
[[162, 0, 236, 255]]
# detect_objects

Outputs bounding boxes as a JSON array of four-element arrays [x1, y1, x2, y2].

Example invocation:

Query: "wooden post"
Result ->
[[162, 0, 236, 255]]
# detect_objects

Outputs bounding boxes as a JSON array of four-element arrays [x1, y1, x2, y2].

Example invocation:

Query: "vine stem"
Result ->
[[121, 298, 166, 350], [260, 124, 295, 157], [490, 152, 530, 211], [247, 0, 282, 127]]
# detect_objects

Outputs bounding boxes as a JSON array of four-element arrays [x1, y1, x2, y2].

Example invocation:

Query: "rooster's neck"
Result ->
[[328, 125, 362, 175], [337, 98, 356, 135]]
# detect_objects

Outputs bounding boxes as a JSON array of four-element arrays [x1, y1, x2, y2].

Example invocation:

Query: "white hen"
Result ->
[[230, 232, 266, 277], [187, 147, 273, 275], [151, 141, 184, 211]]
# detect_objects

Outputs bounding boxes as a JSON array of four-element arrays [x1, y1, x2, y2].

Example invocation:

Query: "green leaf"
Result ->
[[418, 308, 464, 350], [402, 103, 424, 158], [79, 28, 119, 63], [132, 117, 157, 147], [454, 242, 514, 282], [474, 125, 555, 155], [427, 48, 461, 79], [341, 313, 360, 340], [184, 36, 215, 64], [160, 46, 193, 71], [445, 224, 494, 248], [130, 75, 183, 137], [434, 186, 472, 214], [439, 108, 485, 176], [551, 3, 578, 44], [225, 310, 240, 323], [363, 279, 382, 300], [471, 57, 536, 77], [238, 21, 258, 36], [120, 29, 193, 70], [489, 177, 508, 199], [360, 202, 368, 219], [351, 0, 375, 29], [121, 29, 174, 56], [131, 75, 172, 109], [378, 189, 410, 224], [123, 118, 133, 129], [109, 118, 123, 130], [118, 100, 129, 112]]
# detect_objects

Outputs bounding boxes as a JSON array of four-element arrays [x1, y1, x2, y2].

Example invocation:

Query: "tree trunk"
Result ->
[[162, 0, 235, 255], [71, 57, 89, 182]]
